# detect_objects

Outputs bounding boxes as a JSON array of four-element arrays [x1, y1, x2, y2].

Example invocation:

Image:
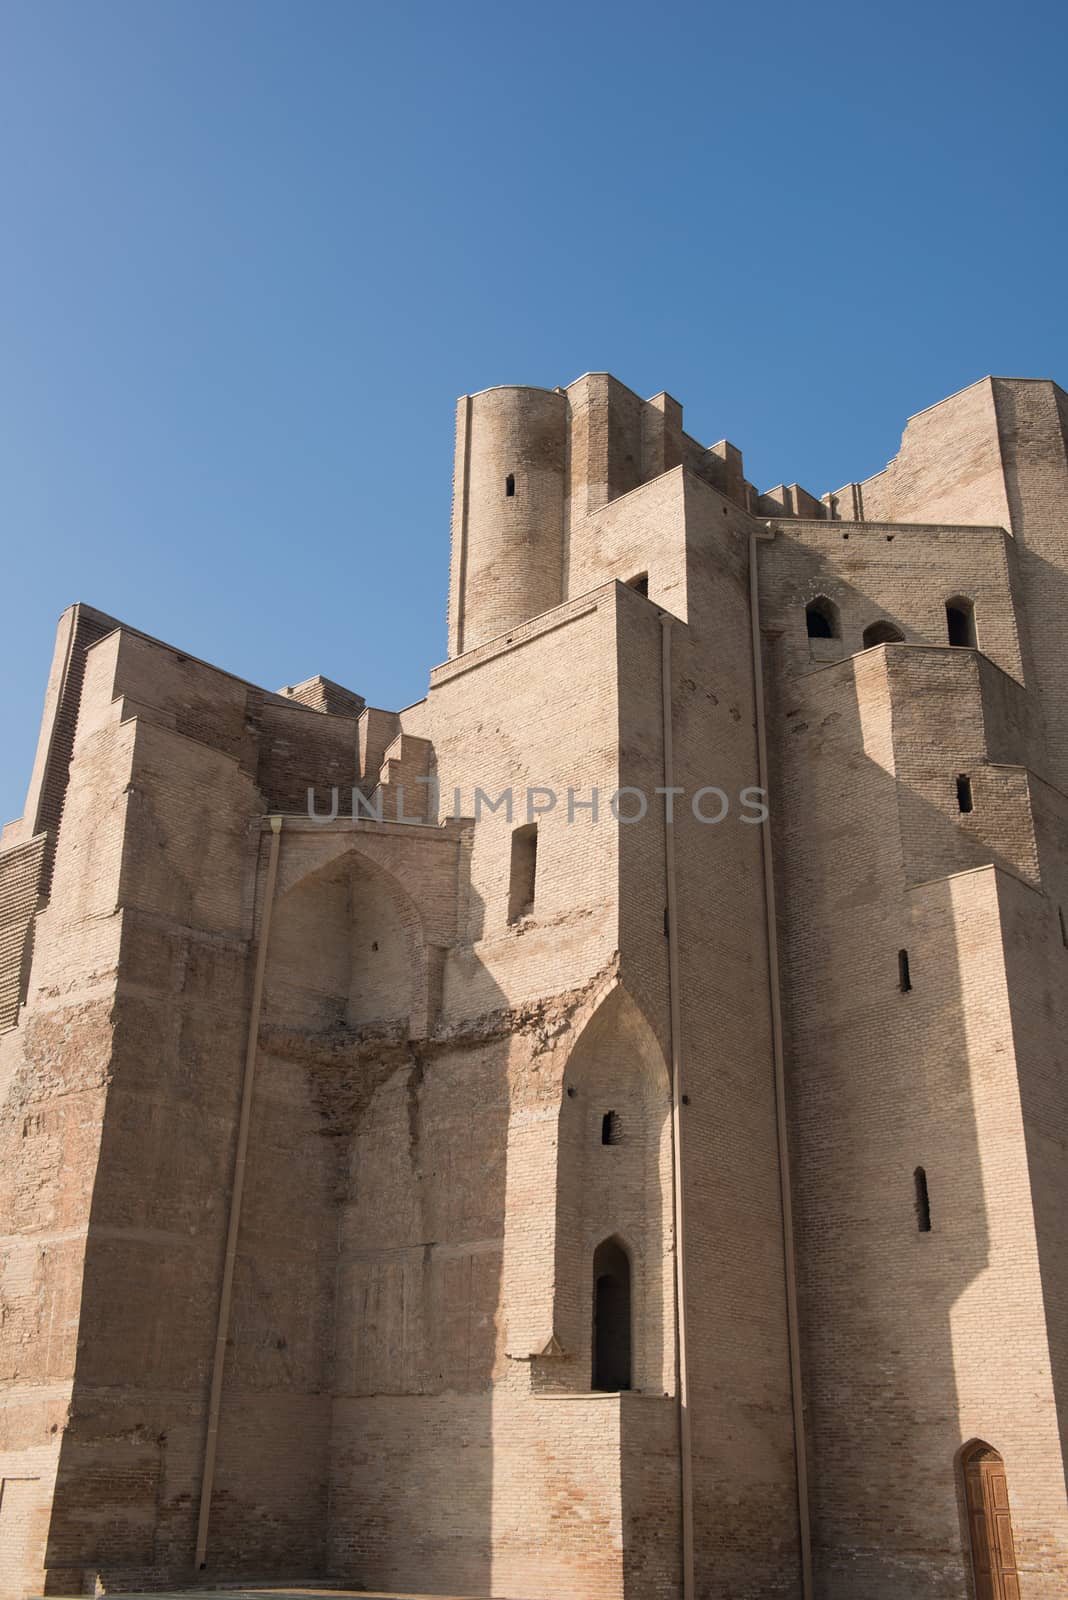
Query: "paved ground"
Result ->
[[36, 1589, 515, 1600]]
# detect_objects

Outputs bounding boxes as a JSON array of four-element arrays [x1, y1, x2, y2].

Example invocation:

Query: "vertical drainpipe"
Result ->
[[748, 532, 815, 1600], [660, 613, 695, 1600], [194, 814, 284, 1571]]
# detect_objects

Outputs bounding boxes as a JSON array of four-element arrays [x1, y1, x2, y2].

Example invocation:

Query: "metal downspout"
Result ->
[[194, 813, 283, 1570], [748, 532, 814, 1600], [660, 612, 695, 1600]]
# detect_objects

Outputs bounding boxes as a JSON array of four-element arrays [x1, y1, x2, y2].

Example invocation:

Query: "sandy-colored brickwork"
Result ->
[[2, 370, 1067, 1600]]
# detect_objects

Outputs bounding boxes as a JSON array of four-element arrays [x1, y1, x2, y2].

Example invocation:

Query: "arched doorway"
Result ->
[[962, 1442, 1019, 1600], [592, 1237, 631, 1391]]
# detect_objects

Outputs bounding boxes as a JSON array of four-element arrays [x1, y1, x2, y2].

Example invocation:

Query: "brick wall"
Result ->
[[765, 581, 1068, 1594], [0, 837, 46, 1032], [4, 370, 1068, 1600]]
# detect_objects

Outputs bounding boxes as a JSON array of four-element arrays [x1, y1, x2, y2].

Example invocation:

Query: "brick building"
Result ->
[[1, 373, 1066, 1599]]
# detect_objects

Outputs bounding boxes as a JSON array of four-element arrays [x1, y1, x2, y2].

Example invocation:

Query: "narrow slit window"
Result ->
[[898, 948, 912, 992], [806, 597, 839, 639], [628, 573, 649, 598], [1060, 906, 1068, 949], [601, 1111, 620, 1146], [946, 596, 977, 648], [956, 774, 974, 813], [505, 473, 515, 497], [507, 822, 537, 922], [914, 1166, 932, 1232]]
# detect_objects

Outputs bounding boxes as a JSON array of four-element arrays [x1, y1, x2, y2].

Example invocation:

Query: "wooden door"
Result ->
[[964, 1446, 1020, 1600]]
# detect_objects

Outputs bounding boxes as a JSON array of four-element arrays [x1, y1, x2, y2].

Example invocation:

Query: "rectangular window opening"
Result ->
[[914, 1166, 932, 1232], [946, 598, 977, 648], [507, 822, 537, 923], [956, 773, 973, 814]]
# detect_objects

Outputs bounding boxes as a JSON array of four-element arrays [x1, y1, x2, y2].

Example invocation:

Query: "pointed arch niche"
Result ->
[[551, 986, 674, 1395], [264, 846, 427, 1035]]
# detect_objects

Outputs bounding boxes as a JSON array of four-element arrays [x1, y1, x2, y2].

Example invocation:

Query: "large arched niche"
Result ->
[[264, 846, 427, 1035], [550, 985, 674, 1395]]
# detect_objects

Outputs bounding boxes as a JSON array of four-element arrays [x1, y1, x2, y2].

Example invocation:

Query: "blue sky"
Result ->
[[2, 0, 1066, 825]]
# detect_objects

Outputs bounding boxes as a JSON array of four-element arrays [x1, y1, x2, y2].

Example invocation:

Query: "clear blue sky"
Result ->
[[2, 0, 1066, 825]]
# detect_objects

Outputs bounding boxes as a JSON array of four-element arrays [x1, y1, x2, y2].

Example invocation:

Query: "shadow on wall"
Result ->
[[38, 837, 502, 1597], [40, 819, 682, 1598], [255, 843, 506, 1597], [769, 639, 1067, 1598]]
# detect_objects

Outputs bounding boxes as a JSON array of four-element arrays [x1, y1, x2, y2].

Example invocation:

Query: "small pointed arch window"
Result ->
[[862, 619, 905, 648], [806, 596, 839, 639], [627, 573, 649, 598], [592, 1236, 632, 1391], [946, 596, 977, 648]]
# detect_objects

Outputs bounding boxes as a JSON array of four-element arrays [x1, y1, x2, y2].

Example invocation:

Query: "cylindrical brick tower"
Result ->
[[447, 385, 567, 656]]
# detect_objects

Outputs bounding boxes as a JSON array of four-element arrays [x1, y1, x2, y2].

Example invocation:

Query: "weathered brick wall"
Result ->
[[5, 370, 1068, 1600], [565, 374, 646, 525], [278, 673, 365, 719], [997, 864, 1068, 1567], [552, 988, 674, 1397], [762, 517, 1025, 683], [0, 695, 129, 1598], [336, 413, 799, 1595], [0, 1479, 50, 1600], [34, 658, 264, 1589], [885, 647, 1039, 889], [14, 604, 118, 890], [450, 374, 753, 660], [834, 377, 1011, 529], [671, 482, 801, 1597], [76, 625, 361, 819], [829, 376, 1068, 794], [567, 466, 689, 617], [448, 386, 568, 655], [327, 1022, 506, 1594], [768, 641, 945, 1593], [429, 587, 621, 1017], [321, 982, 683, 1596], [0, 619, 378, 1595], [992, 379, 1068, 792], [766, 614, 1068, 1595], [0, 604, 119, 1041], [0, 836, 46, 1032]]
